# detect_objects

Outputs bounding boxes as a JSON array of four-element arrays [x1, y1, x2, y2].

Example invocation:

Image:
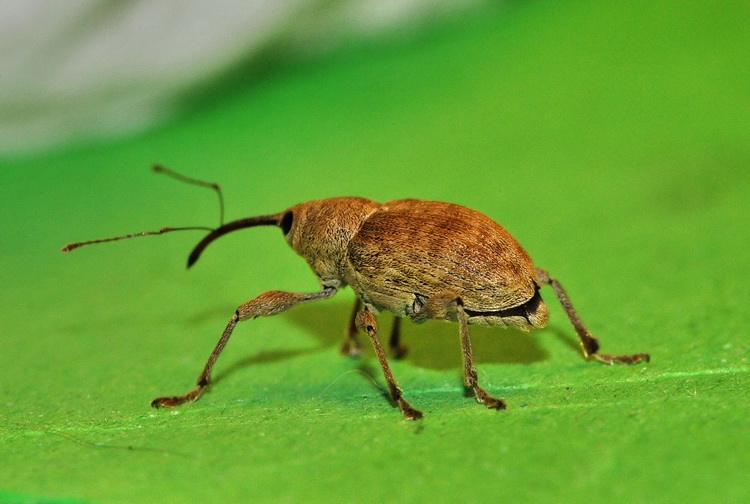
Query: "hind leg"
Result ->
[[414, 292, 506, 410], [536, 268, 650, 364]]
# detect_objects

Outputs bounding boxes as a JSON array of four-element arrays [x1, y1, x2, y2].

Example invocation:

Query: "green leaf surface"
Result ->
[[2, 1, 748, 502]]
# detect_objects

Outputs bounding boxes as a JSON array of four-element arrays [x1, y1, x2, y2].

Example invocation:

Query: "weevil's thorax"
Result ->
[[282, 197, 381, 286]]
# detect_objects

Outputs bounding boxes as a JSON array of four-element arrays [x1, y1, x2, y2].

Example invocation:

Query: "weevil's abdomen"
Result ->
[[345, 199, 545, 327], [465, 287, 549, 330]]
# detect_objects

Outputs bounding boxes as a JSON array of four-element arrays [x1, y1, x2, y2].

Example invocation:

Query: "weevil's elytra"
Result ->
[[346, 199, 547, 327], [62, 167, 650, 420]]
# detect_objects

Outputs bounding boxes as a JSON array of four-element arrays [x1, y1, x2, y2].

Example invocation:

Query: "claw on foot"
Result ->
[[151, 396, 183, 408], [474, 387, 507, 410], [592, 352, 651, 365], [151, 386, 204, 408], [398, 399, 423, 420], [483, 396, 507, 410]]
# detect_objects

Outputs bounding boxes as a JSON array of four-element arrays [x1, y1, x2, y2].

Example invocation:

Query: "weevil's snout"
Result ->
[[188, 231, 217, 268], [187, 213, 284, 268]]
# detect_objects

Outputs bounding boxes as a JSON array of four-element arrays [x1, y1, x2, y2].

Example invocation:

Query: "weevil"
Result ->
[[62, 166, 649, 419]]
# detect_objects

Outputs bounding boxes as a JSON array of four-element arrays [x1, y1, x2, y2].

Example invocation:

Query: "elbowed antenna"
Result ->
[[61, 165, 226, 253], [187, 214, 284, 268], [61, 226, 214, 252], [153, 164, 225, 226]]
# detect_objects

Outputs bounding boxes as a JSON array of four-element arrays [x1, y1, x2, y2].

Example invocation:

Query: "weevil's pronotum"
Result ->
[[63, 166, 650, 419]]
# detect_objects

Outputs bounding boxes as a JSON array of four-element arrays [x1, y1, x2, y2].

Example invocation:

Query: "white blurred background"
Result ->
[[0, 0, 481, 156]]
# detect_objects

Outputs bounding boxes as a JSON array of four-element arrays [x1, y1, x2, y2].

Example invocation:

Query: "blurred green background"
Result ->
[[1, 1, 748, 502]]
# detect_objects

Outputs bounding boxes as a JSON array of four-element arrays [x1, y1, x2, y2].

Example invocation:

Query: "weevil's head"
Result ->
[[186, 197, 381, 284], [280, 197, 381, 284]]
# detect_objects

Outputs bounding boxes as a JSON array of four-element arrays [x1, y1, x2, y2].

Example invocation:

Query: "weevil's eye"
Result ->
[[280, 211, 294, 236]]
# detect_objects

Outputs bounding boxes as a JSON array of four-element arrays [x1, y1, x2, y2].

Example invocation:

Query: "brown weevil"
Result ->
[[62, 166, 649, 419]]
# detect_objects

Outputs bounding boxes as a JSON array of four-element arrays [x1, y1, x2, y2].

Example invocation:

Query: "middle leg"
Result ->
[[343, 298, 408, 359], [388, 316, 407, 359], [341, 297, 363, 357]]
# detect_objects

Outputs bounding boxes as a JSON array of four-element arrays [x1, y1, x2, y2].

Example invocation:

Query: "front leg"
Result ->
[[152, 286, 337, 408]]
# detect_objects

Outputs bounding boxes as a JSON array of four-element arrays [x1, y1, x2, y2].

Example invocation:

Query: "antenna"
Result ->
[[61, 165, 225, 253], [152, 164, 224, 226]]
